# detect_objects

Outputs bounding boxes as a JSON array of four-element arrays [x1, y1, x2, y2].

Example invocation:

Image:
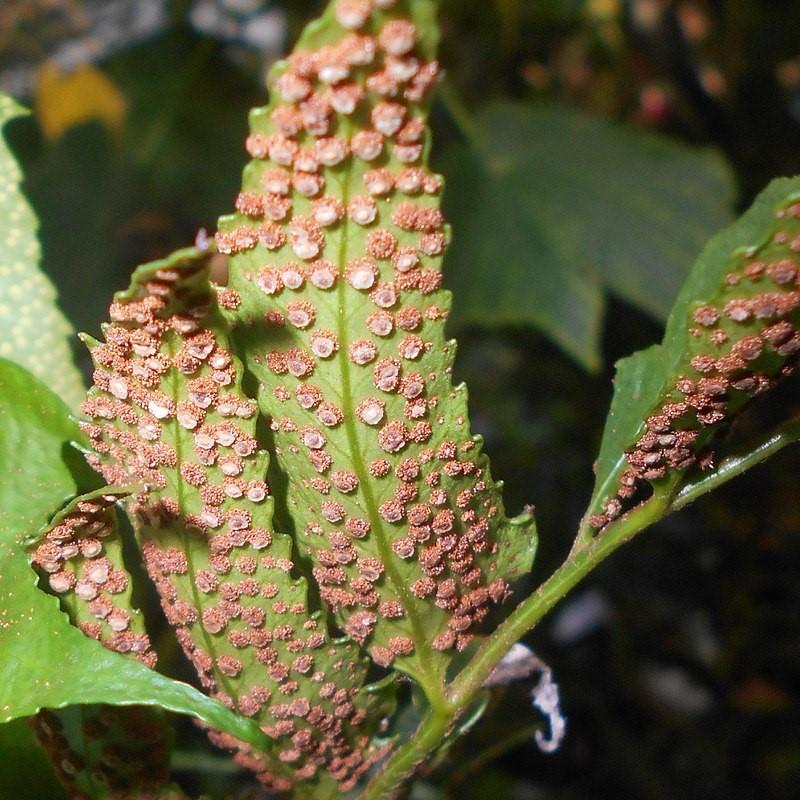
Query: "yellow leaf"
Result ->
[[35, 62, 126, 141], [588, 0, 621, 20]]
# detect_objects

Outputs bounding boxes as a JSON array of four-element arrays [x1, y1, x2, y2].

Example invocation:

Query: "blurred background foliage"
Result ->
[[3, 1, 800, 798]]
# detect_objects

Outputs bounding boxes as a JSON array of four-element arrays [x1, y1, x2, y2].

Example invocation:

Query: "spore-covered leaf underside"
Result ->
[[589, 178, 800, 528], [218, 0, 537, 687]]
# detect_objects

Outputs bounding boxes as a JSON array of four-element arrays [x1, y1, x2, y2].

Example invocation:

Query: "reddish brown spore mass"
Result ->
[[32, 492, 156, 667], [73, 0, 536, 791], [219, 0, 526, 680], [590, 199, 800, 530], [81, 252, 389, 792]]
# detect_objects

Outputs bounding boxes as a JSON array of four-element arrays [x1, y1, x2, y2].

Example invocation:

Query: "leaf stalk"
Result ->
[[361, 412, 800, 798], [359, 492, 673, 799], [671, 419, 800, 511]]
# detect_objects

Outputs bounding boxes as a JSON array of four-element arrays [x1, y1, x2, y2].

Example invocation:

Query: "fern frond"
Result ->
[[30, 490, 188, 797], [31, 487, 156, 667], [80, 246, 392, 793], [219, 0, 537, 691], [588, 178, 800, 529]]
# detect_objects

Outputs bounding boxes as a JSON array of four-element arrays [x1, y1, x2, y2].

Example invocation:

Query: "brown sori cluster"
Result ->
[[220, 0, 524, 681], [590, 200, 800, 529], [31, 706, 179, 800], [79, 253, 388, 793], [31, 491, 156, 667]]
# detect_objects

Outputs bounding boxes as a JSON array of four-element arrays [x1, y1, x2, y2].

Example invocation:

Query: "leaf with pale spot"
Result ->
[[0, 93, 84, 407]]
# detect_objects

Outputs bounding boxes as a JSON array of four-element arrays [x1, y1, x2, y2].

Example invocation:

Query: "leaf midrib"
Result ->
[[331, 129, 445, 700]]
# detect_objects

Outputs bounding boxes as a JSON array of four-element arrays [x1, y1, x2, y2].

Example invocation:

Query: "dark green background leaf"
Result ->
[[0, 719, 65, 800], [442, 102, 736, 370]]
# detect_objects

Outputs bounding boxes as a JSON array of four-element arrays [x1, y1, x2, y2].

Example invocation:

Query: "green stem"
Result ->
[[365, 709, 452, 800], [359, 492, 672, 800], [572, 416, 800, 555], [331, 120, 449, 712], [671, 419, 800, 511], [358, 421, 800, 798], [447, 492, 671, 705]]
